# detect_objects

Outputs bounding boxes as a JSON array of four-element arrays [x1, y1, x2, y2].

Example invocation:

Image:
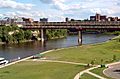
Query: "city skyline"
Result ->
[[0, 0, 120, 21]]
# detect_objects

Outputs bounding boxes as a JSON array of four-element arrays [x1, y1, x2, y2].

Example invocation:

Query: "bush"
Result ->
[[113, 31, 120, 35]]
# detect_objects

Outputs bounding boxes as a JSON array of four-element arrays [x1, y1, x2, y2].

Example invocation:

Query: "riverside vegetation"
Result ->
[[0, 25, 67, 44]]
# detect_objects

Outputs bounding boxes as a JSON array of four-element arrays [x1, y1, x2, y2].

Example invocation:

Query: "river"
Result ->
[[0, 34, 115, 61]]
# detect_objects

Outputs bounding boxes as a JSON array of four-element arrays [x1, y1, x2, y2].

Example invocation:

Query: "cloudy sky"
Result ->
[[0, 0, 120, 21]]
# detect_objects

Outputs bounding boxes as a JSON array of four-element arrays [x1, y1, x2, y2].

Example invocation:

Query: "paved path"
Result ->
[[87, 71, 106, 79], [103, 62, 120, 79], [26, 59, 87, 66], [74, 65, 107, 79], [0, 49, 54, 69], [0, 56, 33, 69]]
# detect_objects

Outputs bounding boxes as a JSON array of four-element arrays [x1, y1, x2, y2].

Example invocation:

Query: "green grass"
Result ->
[[0, 61, 85, 79], [91, 67, 113, 79], [43, 40, 120, 64], [81, 73, 99, 79]]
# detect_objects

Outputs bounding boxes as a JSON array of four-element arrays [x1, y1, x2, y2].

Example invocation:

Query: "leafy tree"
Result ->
[[13, 30, 24, 43], [24, 30, 32, 40], [46, 29, 67, 39]]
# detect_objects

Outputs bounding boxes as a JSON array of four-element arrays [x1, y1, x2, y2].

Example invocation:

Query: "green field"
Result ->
[[43, 40, 120, 64], [81, 73, 99, 79], [0, 61, 85, 79]]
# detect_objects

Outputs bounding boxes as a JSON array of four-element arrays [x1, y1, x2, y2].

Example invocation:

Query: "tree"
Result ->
[[90, 60, 95, 65], [13, 30, 24, 43], [24, 30, 32, 40]]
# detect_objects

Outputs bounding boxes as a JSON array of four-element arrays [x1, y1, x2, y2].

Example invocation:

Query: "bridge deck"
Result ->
[[1, 21, 120, 30]]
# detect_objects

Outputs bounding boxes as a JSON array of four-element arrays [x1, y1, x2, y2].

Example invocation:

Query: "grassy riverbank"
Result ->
[[43, 40, 120, 65], [0, 61, 85, 79]]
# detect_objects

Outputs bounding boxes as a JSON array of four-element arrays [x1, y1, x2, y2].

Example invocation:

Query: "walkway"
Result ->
[[0, 49, 54, 69], [0, 56, 33, 69], [74, 65, 107, 79], [26, 59, 87, 66]]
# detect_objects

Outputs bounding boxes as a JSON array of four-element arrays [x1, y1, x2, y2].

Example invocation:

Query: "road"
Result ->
[[104, 62, 120, 79]]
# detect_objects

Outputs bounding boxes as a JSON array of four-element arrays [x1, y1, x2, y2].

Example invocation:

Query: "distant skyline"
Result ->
[[0, 0, 120, 21]]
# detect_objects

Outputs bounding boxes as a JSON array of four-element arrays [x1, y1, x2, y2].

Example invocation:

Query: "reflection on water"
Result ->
[[0, 34, 115, 60]]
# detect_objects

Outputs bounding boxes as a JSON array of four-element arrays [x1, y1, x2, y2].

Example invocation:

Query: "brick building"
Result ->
[[90, 13, 106, 21]]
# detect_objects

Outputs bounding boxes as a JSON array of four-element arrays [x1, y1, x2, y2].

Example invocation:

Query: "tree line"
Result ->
[[46, 29, 67, 39], [0, 25, 32, 43], [0, 25, 67, 44]]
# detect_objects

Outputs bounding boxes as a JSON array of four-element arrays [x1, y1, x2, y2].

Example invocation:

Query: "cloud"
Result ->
[[0, 0, 35, 10], [1, 0, 120, 21], [39, 0, 53, 4], [1, 10, 64, 21], [0, 14, 3, 17], [39, 0, 70, 11]]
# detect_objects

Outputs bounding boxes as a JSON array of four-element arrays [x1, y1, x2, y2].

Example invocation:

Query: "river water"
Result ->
[[0, 34, 115, 60]]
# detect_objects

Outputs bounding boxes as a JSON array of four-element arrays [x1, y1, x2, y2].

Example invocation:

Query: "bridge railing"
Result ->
[[14, 21, 120, 27]]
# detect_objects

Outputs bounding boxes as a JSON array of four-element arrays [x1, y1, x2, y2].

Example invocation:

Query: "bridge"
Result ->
[[19, 21, 120, 45], [1, 21, 120, 45], [21, 21, 120, 29]]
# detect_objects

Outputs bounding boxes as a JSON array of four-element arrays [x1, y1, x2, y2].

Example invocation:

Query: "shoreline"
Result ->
[[0, 36, 66, 45]]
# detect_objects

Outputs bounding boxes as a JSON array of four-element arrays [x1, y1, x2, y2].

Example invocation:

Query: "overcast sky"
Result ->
[[0, 0, 120, 21]]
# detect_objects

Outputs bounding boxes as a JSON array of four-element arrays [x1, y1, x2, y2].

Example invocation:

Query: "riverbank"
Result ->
[[0, 36, 67, 45], [42, 38, 120, 64], [0, 39, 34, 45]]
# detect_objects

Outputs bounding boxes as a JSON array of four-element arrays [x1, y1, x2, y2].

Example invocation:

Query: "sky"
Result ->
[[0, 0, 120, 21]]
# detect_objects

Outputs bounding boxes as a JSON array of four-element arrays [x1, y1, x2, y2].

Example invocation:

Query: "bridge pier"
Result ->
[[40, 29, 45, 43], [78, 30, 82, 45]]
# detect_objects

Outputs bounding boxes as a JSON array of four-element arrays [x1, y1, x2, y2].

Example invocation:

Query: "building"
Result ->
[[0, 17, 17, 25], [90, 13, 107, 21], [95, 13, 101, 21], [90, 16, 96, 21], [40, 18, 48, 22], [100, 15, 107, 21], [22, 18, 33, 22], [107, 17, 118, 21]]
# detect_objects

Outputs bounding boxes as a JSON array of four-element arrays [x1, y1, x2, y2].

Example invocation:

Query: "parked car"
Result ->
[[0, 57, 9, 65]]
